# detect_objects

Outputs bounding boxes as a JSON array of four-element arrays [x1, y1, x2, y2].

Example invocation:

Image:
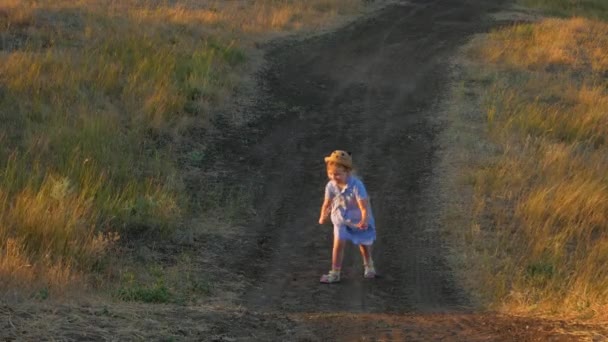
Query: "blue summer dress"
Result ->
[[325, 176, 376, 245]]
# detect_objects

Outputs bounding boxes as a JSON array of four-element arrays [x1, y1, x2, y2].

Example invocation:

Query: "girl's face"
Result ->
[[327, 165, 349, 185]]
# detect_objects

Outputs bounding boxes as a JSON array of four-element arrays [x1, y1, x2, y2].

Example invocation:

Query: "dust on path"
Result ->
[[233, 0, 608, 340]]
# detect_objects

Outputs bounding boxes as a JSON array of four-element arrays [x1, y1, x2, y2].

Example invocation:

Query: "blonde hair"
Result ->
[[326, 160, 351, 171]]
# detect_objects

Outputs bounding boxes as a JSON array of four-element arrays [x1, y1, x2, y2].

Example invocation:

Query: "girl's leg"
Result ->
[[359, 244, 373, 267], [359, 244, 376, 278], [332, 235, 346, 272], [320, 234, 345, 283]]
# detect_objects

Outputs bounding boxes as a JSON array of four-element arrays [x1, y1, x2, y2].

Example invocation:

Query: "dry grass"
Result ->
[[0, 0, 368, 296], [480, 18, 608, 75], [125, 0, 364, 34], [446, 9, 608, 320]]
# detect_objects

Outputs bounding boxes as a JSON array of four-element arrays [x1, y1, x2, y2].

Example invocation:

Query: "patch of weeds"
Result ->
[[171, 277, 213, 306], [191, 278, 212, 295], [209, 40, 246, 66], [525, 260, 555, 286], [183, 98, 204, 115], [117, 270, 172, 303], [186, 150, 206, 167], [34, 287, 49, 301], [149, 265, 164, 279], [526, 261, 554, 277], [90, 255, 112, 273], [117, 280, 172, 303]]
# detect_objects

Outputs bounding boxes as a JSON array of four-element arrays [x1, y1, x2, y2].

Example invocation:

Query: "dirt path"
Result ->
[[244, 0, 477, 314], [231, 0, 608, 340]]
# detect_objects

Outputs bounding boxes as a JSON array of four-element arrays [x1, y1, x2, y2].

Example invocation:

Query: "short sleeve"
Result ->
[[324, 182, 335, 199], [353, 179, 369, 200]]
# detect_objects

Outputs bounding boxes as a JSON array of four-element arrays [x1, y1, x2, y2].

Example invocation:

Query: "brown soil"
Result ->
[[2, 0, 608, 341]]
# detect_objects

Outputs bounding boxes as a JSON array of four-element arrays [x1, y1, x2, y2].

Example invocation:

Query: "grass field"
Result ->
[[445, 1, 608, 320], [0, 0, 366, 298]]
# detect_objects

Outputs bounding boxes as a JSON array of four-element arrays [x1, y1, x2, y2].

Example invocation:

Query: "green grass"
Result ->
[[118, 282, 173, 304], [114, 261, 213, 305]]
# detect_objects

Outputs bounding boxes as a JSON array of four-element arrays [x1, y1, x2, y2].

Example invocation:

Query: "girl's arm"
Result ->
[[356, 198, 369, 229], [319, 197, 331, 224]]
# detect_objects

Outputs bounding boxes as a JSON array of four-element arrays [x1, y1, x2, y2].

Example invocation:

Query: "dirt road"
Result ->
[[231, 0, 608, 340], [244, 0, 478, 314]]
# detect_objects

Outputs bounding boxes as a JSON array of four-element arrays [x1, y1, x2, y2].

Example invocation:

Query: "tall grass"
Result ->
[[0, 0, 365, 294], [122, 0, 364, 33], [458, 14, 608, 319]]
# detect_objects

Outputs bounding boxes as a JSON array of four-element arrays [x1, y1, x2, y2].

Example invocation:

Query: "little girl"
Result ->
[[318, 150, 377, 283]]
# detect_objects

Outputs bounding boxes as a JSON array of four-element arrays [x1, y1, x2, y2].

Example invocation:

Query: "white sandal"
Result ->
[[364, 266, 376, 279], [320, 270, 341, 283]]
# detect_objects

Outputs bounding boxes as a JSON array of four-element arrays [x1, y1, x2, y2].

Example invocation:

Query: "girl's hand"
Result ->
[[319, 198, 331, 226], [356, 199, 370, 230], [357, 220, 369, 230]]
